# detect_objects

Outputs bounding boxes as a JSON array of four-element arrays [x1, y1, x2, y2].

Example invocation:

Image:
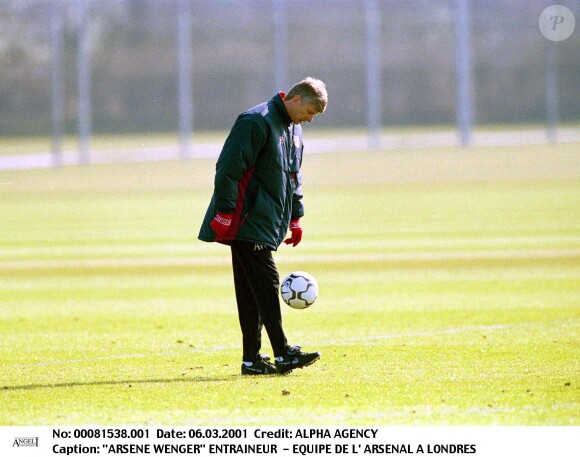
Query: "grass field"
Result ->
[[1, 141, 579, 425]]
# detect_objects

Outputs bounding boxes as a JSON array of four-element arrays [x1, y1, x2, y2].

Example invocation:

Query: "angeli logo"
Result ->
[[13, 437, 39, 447]]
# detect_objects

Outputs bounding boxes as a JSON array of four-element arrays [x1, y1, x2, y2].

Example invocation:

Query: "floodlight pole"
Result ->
[[544, 38, 559, 143], [177, 0, 193, 159], [50, 0, 65, 167], [77, 0, 91, 164], [454, 0, 473, 147], [273, 0, 288, 92], [365, 0, 381, 149]]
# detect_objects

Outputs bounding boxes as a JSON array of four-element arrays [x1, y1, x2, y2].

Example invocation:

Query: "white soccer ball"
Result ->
[[280, 271, 319, 309]]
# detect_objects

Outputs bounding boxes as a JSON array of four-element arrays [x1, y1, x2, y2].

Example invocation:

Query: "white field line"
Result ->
[[1, 128, 579, 170], [1, 248, 578, 271], [1, 235, 578, 258], [15, 320, 577, 368]]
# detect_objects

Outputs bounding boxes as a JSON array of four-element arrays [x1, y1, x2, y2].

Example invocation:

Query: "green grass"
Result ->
[[0, 142, 579, 425], [0, 132, 228, 156]]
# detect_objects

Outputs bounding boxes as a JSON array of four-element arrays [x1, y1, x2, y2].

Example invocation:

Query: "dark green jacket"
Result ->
[[198, 93, 305, 250]]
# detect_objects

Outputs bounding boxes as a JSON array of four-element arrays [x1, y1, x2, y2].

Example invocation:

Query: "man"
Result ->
[[198, 77, 328, 375]]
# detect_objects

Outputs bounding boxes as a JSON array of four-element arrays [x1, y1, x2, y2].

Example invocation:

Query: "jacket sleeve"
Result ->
[[291, 144, 305, 220], [213, 114, 267, 213]]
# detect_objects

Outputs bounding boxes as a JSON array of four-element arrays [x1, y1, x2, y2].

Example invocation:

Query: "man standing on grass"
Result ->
[[199, 77, 328, 375]]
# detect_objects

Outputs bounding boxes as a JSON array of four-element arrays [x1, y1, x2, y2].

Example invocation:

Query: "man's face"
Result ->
[[285, 96, 320, 124]]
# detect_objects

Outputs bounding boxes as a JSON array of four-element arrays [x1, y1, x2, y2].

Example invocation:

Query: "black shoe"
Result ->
[[275, 345, 321, 374], [241, 354, 277, 375]]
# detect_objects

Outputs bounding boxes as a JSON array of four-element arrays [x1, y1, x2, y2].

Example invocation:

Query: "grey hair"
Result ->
[[286, 77, 328, 113]]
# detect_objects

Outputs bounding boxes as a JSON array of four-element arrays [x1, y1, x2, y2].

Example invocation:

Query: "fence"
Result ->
[[0, 0, 578, 164]]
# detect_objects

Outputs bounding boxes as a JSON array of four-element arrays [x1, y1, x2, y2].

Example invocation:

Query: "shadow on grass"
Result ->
[[0, 374, 267, 392]]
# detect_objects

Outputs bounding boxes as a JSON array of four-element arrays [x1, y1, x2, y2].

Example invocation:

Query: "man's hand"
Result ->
[[284, 219, 303, 247], [210, 212, 232, 237]]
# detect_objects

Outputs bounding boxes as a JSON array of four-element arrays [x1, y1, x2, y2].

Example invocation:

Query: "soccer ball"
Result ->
[[280, 271, 319, 309]]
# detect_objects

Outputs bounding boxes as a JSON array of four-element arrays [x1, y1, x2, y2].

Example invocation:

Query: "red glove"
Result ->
[[284, 219, 303, 247], [210, 212, 232, 237]]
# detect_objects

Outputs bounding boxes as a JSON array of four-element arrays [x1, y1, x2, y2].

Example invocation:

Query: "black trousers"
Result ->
[[231, 241, 288, 361]]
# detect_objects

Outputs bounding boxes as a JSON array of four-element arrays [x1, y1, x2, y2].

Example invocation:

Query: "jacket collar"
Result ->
[[272, 92, 292, 127]]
